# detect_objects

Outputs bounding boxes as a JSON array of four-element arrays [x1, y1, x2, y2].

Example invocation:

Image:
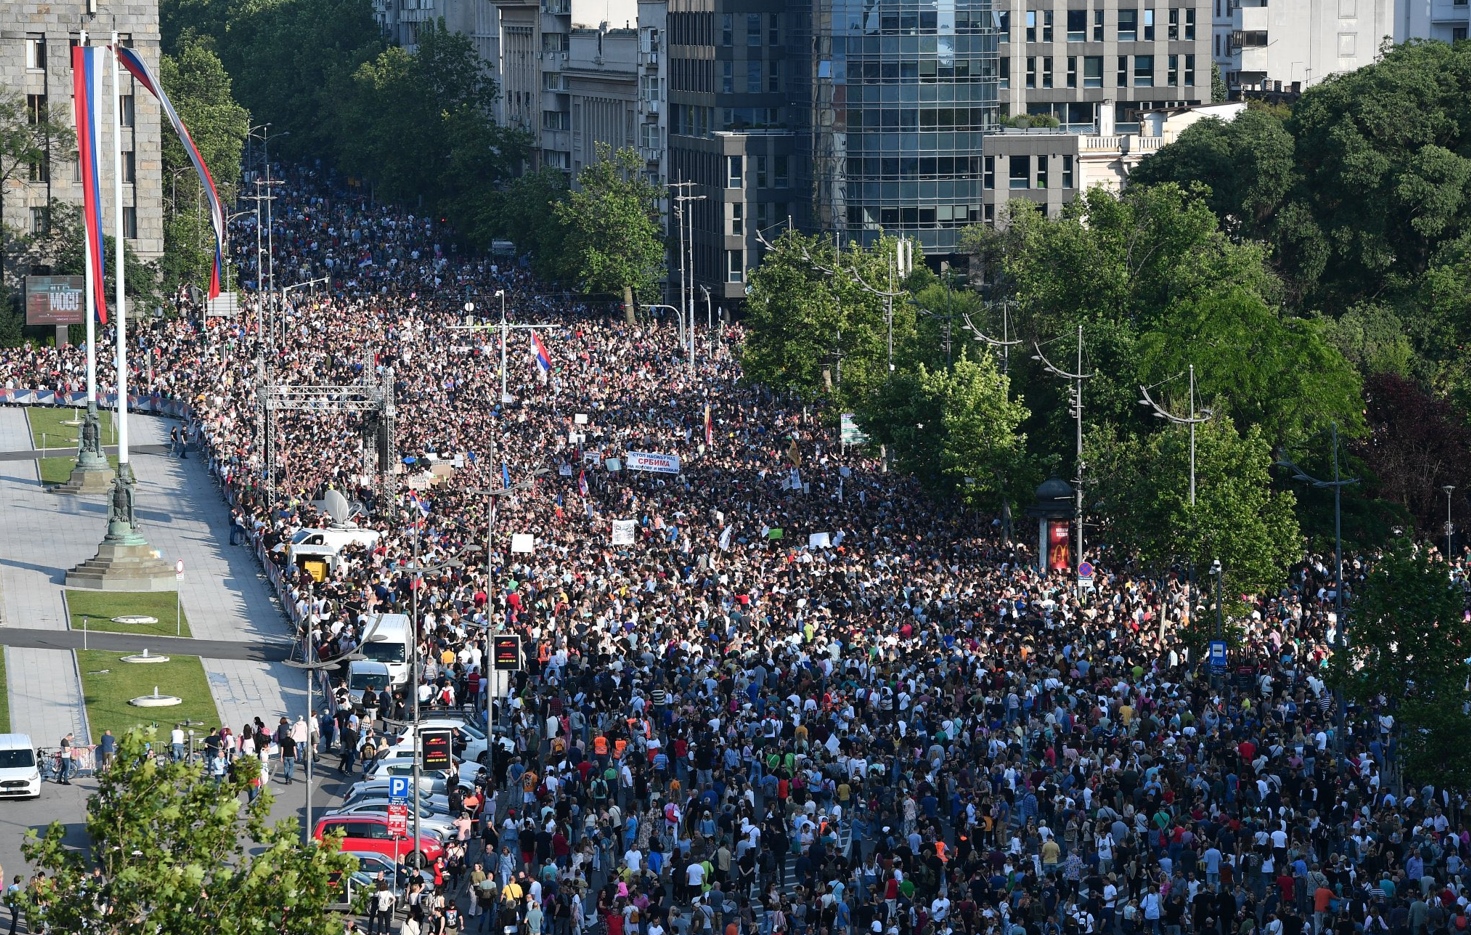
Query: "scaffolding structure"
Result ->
[[256, 366, 397, 510]]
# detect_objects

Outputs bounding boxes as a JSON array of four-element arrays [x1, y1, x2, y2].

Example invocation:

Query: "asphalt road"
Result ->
[[0, 627, 293, 662], [0, 444, 169, 462]]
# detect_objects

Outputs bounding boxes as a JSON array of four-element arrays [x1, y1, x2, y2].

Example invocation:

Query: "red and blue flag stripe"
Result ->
[[71, 45, 107, 324]]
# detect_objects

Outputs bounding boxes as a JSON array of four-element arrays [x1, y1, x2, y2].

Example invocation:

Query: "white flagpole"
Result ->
[[81, 32, 96, 407], [110, 33, 128, 467]]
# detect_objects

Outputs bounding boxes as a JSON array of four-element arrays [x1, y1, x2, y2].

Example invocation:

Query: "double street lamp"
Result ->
[[282, 646, 365, 838], [1277, 422, 1358, 755]]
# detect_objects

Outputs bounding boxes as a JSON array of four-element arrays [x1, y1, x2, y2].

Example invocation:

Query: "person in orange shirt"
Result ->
[[593, 734, 609, 767], [613, 737, 628, 760]]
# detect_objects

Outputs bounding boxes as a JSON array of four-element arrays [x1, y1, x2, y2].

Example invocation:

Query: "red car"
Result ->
[[313, 814, 444, 868]]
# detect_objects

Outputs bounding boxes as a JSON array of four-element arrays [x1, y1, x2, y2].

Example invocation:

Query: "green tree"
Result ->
[[335, 21, 528, 223], [1211, 62, 1227, 103], [555, 143, 665, 321], [860, 350, 1030, 512], [1332, 540, 1471, 787], [23, 727, 356, 934], [0, 90, 76, 291], [16, 201, 165, 318], [159, 38, 250, 295], [472, 167, 572, 283], [219, 0, 384, 159], [1128, 110, 1297, 246], [1288, 40, 1471, 310], [1136, 288, 1364, 446], [1091, 418, 1300, 597], [741, 229, 915, 407], [1318, 303, 1417, 380]]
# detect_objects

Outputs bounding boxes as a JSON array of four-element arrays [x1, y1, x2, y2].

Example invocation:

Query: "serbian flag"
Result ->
[[114, 45, 226, 299], [406, 490, 430, 527], [578, 471, 589, 498], [704, 404, 713, 447], [71, 45, 107, 323], [531, 330, 552, 373]]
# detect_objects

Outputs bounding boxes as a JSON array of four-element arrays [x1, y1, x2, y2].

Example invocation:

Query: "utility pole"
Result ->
[[1278, 424, 1358, 755], [1033, 326, 1094, 591], [452, 304, 564, 405], [1139, 365, 1212, 637], [671, 181, 705, 373], [1445, 485, 1456, 562]]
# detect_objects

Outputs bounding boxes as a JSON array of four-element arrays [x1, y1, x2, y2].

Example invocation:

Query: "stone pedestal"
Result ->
[[50, 464, 117, 495], [65, 541, 179, 591], [51, 402, 114, 496], [65, 463, 177, 592]]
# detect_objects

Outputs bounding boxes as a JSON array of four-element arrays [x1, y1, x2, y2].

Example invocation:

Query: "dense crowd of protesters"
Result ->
[[2, 167, 1468, 935]]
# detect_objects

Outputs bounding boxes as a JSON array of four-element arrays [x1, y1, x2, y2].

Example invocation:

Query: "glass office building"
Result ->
[[811, 0, 999, 254]]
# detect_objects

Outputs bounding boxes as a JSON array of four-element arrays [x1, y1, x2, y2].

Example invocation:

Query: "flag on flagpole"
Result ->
[[501, 463, 512, 490], [113, 45, 226, 299], [704, 404, 713, 447], [71, 44, 108, 323], [578, 470, 589, 498], [531, 329, 552, 373], [718, 526, 733, 551]]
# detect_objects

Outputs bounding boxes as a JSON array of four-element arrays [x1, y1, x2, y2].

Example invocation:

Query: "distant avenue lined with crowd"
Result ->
[[1, 167, 1467, 935]]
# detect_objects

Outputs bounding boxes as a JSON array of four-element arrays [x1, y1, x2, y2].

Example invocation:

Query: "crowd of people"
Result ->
[[1, 166, 1467, 935]]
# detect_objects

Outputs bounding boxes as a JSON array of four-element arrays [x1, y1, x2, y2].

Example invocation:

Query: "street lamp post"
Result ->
[[1209, 559, 1225, 702], [1139, 365, 1213, 631], [283, 646, 366, 839], [1444, 485, 1456, 561], [403, 526, 465, 862], [1033, 326, 1094, 589], [1277, 423, 1358, 755]]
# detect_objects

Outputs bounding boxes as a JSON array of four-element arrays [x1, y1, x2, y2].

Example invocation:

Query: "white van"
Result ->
[[286, 526, 382, 581], [346, 660, 392, 712], [359, 613, 412, 688], [0, 734, 41, 798]]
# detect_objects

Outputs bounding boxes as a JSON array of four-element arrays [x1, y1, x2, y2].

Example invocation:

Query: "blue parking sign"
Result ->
[[388, 775, 410, 802], [1208, 640, 1228, 672]]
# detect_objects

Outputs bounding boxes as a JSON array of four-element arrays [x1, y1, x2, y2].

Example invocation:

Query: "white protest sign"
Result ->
[[611, 519, 637, 546], [510, 534, 535, 554], [625, 451, 681, 474], [808, 532, 831, 549]]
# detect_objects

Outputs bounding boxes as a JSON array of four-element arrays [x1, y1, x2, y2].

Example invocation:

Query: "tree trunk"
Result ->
[[624, 284, 635, 326]]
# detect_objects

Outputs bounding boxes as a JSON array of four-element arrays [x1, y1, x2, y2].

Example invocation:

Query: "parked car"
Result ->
[[313, 814, 444, 868], [358, 757, 483, 794], [344, 787, 452, 814], [383, 719, 489, 765], [323, 800, 459, 838], [343, 849, 435, 888], [0, 734, 41, 798]]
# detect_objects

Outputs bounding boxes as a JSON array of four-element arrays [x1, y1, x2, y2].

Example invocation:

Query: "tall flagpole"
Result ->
[[63, 34, 112, 490], [111, 32, 128, 470]]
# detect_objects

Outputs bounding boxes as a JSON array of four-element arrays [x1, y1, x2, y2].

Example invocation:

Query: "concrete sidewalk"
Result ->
[[6, 646, 88, 746], [0, 406, 293, 750]]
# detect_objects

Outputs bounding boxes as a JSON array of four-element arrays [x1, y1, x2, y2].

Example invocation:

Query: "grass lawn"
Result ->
[[27, 406, 116, 449], [75, 650, 219, 743], [0, 652, 10, 734], [39, 455, 119, 485], [66, 590, 191, 639]]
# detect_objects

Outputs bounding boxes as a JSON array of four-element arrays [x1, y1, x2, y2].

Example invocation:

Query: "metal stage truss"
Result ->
[[256, 365, 397, 511]]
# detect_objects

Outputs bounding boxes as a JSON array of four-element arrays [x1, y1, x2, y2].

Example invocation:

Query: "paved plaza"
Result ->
[[0, 404, 342, 880]]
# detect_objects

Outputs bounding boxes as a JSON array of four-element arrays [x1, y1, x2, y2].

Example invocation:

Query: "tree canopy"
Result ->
[[23, 727, 356, 934]]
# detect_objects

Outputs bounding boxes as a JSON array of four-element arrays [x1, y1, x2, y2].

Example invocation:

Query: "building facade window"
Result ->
[[1094, 9, 1104, 40], [123, 150, 135, 184], [30, 207, 49, 235], [730, 202, 743, 235], [123, 206, 137, 240], [721, 14, 732, 45], [1185, 9, 1196, 39], [120, 94, 135, 128], [28, 157, 48, 183], [722, 61, 733, 93], [726, 249, 743, 282], [769, 13, 779, 44], [998, 10, 1010, 42], [747, 13, 760, 45], [774, 155, 788, 187], [1119, 9, 1137, 41], [1067, 9, 1086, 41], [1042, 56, 1053, 88], [1135, 55, 1154, 86], [1143, 9, 1154, 40], [726, 155, 743, 188], [1063, 155, 1074, 189], [26, 94, 46, 125], [1042, 11, 1053, 41], [1067, 56, 1078, 87], [1084, 56, 1103, 87], [1168, 54, 1178, 85], [1184, 54, 1196, 86], [1037, 154, 1049, 189], [25, 34, 46, 71], [1026, 57, 1036, 87], [756, 156, 769, 187], [1168, 8, 1179, 39], [983, 155, 995, 189], [1009, 155, 1029, 189], [1117, 55, 1128, 87], [1000, 57, 1010, 88], [747, 61, 761, 93], [1026, 10, 1036, 42]]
